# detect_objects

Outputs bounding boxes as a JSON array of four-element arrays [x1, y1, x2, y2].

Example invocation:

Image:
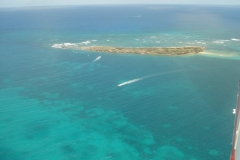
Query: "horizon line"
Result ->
[[1, 3, 240, 9]]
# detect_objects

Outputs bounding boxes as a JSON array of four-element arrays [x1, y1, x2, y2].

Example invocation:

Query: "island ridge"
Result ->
[[53, 44, 204, 56]]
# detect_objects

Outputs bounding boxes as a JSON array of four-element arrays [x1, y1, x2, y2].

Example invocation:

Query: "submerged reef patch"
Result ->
[[209, 149, 219, 156], [154, 146, 185, 160]]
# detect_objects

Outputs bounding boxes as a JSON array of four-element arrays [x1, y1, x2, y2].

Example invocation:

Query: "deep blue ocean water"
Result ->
[[1, 5, 240, 160]]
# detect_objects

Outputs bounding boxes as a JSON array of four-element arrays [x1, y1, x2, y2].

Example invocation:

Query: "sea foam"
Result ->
[[79, 41, 91, 45], [231, 38, 240, 41], [212, 40, 230, 44], [51, 44, 63, 48], [51, 43, 77, 48]]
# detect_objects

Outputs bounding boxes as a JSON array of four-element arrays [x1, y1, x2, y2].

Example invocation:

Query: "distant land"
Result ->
[[53, 44, 204, 56], [81, 46, 204, 55]]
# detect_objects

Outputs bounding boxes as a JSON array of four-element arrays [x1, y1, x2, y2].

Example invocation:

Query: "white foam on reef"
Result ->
[[51, 43, 77, 48], [51, 43, 63, 48], [231, 38, 240, 41], [212, 40, 230, 44], [195, 41, 206, 45], [79, 41, 91, 45], [186, 42, 195, 44], [93, 56, 101, 62], [52, 40, 93, 48], [63, 43, 77, 46]]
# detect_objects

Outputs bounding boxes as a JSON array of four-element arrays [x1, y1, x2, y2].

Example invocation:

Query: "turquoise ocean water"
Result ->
[[1, 5, 240, 159]]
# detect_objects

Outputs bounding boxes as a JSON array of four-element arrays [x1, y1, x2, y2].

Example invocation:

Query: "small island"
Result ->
[[80, 46, 204, 55], [53, 44, 204, 56]]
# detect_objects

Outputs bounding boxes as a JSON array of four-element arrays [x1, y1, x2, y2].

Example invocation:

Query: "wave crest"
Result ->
[[51, 43, 77, 48]]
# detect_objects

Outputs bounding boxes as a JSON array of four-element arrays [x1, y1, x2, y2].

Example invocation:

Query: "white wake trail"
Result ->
[[93, 56, 101, 62], [117, 69, 185, 87], [118, 78, 143, 86]]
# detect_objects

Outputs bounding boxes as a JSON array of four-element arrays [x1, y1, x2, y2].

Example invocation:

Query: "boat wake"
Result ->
[[118, 78, 143, 86], [75, 56, 102, 69], [117, 70, 184, 87], [93, 56, 101, 62]]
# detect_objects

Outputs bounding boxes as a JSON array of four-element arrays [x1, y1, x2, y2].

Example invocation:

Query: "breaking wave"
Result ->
[[51, 43, 77, 48], [231, 38, 240, 41], [79, 41, 91, 45], [212, 40, 230, 44], [52, 40, 97, 48], [51, 44, 62, 48], [212, 38, 240, 44]]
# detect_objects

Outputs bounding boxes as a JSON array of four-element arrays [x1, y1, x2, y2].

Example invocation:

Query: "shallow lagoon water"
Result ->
[[1, 5, 240, 159]]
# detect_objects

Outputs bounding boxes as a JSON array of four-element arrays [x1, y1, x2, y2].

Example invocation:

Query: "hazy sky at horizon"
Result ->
[[1, 0, 240, 7]]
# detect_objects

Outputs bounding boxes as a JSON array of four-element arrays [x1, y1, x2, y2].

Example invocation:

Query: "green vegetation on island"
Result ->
[[54, 43, 204, 55], [80, 46, 204, 55]]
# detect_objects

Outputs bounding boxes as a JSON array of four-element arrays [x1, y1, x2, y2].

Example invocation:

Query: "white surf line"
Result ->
[[51, 43, 77, 48], [93, 56, 101, 62], [231, 38, 240, 41], [117, 69, 185, 87], [79, 41, 91, 45]]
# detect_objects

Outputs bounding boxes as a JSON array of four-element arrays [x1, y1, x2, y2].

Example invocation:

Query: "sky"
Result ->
[[0, 0, 240, 8]]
